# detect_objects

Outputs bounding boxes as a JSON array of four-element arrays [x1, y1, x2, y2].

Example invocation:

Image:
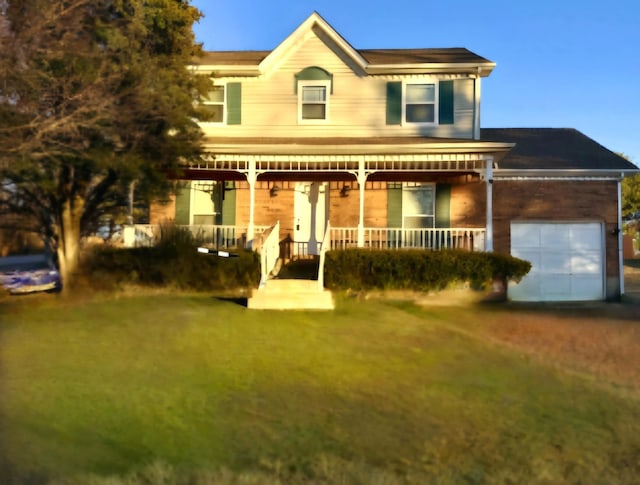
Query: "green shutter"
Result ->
[[226, 82, 241, 125], [438, 80, 454, 125], [386, 82, 402, 125], [387, 183, 403, 227], [174, 182, 191, 225], [435, 183, 451, 228], [221, 182, 236, 225]]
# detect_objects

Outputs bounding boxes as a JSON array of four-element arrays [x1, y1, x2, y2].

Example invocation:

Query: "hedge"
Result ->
[[324, 249, 531, 292]]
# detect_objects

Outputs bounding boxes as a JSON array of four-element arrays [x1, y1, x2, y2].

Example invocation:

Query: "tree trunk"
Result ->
[[56, 194, 84, 294]]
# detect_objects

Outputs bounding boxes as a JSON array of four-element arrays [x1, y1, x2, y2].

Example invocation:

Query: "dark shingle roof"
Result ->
[[196, 48, 491, 67], [481, 128, 637, 171]]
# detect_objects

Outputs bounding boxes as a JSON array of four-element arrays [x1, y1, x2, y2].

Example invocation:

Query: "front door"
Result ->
[[293, 182, 328, 256]]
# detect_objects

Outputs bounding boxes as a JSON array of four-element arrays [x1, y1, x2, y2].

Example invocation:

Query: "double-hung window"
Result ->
[[298, 80, 330, 122], [405, 83, 436, 124], [402, 183, 435, 228], [201, 85, 225, 123]]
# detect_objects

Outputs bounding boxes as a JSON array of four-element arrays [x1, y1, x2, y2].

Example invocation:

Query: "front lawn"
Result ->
[[1, 293, 639, 484]]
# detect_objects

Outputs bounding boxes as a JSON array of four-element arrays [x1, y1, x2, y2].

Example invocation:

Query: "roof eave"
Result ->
[[494, 169, 639, 180], [366, 62, 496, 77]]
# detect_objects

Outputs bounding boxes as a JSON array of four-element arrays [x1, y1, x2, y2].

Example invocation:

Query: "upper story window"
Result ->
[[299, 81, 330, 122], [405, 83, 436, 124], [201, 85, 225, 123], [295, 66, 333, 124], [386, 80, 454, 126]]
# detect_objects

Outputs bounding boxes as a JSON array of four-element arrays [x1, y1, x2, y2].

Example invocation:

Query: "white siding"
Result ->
[[201, 30, 476, 139]]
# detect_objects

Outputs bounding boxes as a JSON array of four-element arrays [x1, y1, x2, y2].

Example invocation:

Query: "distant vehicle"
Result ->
[[0, 254, 61, 294]]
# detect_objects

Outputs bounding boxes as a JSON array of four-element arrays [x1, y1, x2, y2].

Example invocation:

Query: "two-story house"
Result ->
[[149, 12, 637, 302]]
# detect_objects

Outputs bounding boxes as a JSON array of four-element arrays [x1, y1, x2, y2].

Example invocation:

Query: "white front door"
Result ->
[[294, 182, 328, 256], [509, 222, 604, 301]]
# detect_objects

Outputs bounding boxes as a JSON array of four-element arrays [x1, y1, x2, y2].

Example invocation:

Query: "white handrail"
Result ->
[[329, 227, 486, 251], [317, 221, 331, 290], [259, 220, 280, 288]]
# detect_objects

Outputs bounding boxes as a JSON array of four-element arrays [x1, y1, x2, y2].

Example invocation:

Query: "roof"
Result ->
[[481, 128, 638, 171], [194, 13, 495, 76], [196, 47, 490, 67]]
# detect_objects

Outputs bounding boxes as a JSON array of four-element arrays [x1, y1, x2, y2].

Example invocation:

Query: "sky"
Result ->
[[191, 0, 640, 167]]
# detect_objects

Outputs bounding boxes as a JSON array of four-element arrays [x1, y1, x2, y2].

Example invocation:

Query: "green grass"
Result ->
[[1, 294, 639, 484]]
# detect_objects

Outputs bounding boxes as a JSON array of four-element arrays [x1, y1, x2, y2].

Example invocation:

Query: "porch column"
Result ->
[[357, 159, 367, 247], [246, 156, 257, 244], [485, 157, 494, 252]]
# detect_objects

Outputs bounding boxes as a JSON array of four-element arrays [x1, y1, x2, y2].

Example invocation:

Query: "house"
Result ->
[[148, 12, 638, 302]]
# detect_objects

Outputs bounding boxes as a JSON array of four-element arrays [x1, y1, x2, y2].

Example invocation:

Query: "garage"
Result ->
[[509, 222, 604, 302]]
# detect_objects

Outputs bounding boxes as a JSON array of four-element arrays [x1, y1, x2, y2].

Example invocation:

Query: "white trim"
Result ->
[[402, 79, 438, 126], [618, 180, 624, 296], [297, 80, 331, 124], [200, 82, 226, 125]]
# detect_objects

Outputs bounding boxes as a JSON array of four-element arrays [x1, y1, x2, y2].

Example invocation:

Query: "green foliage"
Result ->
[[622, 172, 640, 218], [83, 228, 260, 291], [324, 249, 531, 291]]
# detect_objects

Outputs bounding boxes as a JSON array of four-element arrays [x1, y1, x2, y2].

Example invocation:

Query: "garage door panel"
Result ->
[[541, 252, 572, 273], [510, 222, 603, 301], [511, 225, 540, 248], [541, 225, 570, 248]]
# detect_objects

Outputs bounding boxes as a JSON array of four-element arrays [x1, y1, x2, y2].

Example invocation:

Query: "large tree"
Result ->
[[0, 0, 206, 289]]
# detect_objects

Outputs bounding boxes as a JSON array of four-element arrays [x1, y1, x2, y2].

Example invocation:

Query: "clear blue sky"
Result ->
[[191, 0, 640, 167]]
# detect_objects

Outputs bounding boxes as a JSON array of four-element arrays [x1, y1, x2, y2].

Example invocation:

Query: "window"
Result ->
[[402, 183, 435, 228], [405, 83, 435, 124], [201, 85, 225, 123], [298, 81, 330, 122]]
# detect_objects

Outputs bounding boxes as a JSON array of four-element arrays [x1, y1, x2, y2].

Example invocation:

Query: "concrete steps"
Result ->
[[247, 278, 334, 310]]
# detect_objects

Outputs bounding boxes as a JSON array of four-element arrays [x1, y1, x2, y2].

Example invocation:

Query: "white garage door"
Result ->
[[509, 222, 604, 302]]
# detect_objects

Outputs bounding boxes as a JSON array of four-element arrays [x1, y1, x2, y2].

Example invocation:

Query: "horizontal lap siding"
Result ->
[[202, 33, 475, 139]]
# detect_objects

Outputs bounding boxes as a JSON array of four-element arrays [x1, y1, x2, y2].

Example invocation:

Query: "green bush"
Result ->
[[82, 227, 260, 291], [324, 249, 531, 292]]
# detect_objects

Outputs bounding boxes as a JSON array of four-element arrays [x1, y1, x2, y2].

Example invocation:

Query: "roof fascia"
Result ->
[[259, 12, 368, 74], [493, 169, 639, 180], [366, 63, 496, 77]]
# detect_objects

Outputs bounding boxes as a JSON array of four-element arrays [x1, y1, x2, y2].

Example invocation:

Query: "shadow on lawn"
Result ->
[[213, 296, 248, 307]]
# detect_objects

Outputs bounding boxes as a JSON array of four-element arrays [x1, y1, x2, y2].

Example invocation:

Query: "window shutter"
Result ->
[[386, 82, 402, 125], [387, 183, 403, 227], [226, 82, 242, 125], [221, 182, 236, 225], [438, 80, 454, 125], [174, 182, 191, 225], [435, 183, 451, 228]]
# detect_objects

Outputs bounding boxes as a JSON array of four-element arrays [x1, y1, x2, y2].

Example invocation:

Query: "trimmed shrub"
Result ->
[[324, 249, 531, 292], [82, 227, 260, 291]]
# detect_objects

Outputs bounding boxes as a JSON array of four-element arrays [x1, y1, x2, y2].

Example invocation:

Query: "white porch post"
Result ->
[[485, 157, 494, 252], [357, 159, 367, 247], [247, 156, 257, 244]]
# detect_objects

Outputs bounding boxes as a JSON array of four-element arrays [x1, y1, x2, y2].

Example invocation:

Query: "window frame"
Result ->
[[401, 182, 436, 229], [200, 83, 226, 124], [403, 80, 439, 126], [297, 80, 331, 124]]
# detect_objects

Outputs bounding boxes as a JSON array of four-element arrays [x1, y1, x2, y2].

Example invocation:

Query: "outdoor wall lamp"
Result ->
[[270, 185, 280, 197], [340, 185, 351, 197]]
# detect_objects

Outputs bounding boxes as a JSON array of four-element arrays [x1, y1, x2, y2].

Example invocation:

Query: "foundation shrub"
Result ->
[[324, 249, 530, 291], [82, 227, 260, 291]]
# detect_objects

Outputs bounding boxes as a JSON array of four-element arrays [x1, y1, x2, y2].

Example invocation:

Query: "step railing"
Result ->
[[259, 220, 280, 288], [317, 221, 331, 290]]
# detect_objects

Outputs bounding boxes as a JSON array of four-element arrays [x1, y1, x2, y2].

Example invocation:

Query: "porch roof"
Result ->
[[201, 136, 513, 157]]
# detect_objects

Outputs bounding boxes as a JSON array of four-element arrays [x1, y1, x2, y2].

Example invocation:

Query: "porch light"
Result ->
[[270, 185, 280, 197], [340, 184, 351, 197]]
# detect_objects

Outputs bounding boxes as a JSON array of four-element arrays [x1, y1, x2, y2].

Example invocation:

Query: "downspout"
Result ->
[[485, 157, 494, 251], [618, 176, 624, 296]]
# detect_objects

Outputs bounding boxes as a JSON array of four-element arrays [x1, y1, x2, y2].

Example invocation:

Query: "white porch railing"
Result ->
[[259, 221, 280, 288], [133, 224, 269, 248], [330, 227, 486, 251]]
